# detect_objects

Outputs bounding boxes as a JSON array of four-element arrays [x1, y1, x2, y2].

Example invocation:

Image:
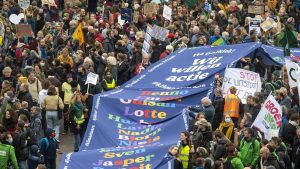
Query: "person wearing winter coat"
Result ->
[[237, 128, 260, 169], [18, 83, 34, 110], [0, 142, 18, 168], [2, 109, 18, 135], [213, 130, 230, 161], [39, 128, 58, 169], [292, 127, 300, 169], [116, 53, 129, 86], [224, 143, 244, 169], [30, 106, 43, 142], [281, 113, 299, 146], [12, 120, 29, 169], [28, 145, 44, 169], [258, 146, 281, 169], [69, 91, 85, 152]]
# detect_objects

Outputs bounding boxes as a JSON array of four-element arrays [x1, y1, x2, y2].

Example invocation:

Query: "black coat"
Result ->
[[150, 47, 162, 63], [103, 37, 114, 53], [117, 62, 129, 86], [212, 97, 224, 130], [92, 55, 107, 82], [258, 154, 281, 169], [12, 130, 28, 161], [18, 91, 33, 110], [282, 122, 297, 145]]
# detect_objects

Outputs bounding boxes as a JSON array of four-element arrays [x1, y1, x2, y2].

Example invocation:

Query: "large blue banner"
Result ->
[[80, 95, 188, 151], [124, 42, 261, 90], [60, 144, 174, 169], [59, 43, 264, 169]]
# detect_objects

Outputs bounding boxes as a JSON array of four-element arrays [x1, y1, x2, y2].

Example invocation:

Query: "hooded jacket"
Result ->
[[0, 142, 19, 169], [40, 128, 58, 161], [28, 145, 43, 169]]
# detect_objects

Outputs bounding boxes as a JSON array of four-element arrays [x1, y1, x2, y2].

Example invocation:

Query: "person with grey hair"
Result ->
[[258, 146, 281, 169], [189, 97, 215, 123]]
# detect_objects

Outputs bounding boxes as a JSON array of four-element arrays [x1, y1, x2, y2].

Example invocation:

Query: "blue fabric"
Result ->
[[59, 43, 266, 169]]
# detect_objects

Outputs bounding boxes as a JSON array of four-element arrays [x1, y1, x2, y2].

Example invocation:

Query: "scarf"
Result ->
[[218, 122, 234, 140], [72, 102, 84, 118]]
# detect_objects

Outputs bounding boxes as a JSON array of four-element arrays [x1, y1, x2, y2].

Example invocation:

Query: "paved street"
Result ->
[[56, 133, 74, 167]]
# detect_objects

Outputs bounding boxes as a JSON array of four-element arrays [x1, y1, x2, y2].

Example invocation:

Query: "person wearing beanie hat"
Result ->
[[159, 45, 174, 60]]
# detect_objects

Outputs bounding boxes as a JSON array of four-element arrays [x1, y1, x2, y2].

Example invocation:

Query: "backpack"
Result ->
[[39, 138, 50, 151]]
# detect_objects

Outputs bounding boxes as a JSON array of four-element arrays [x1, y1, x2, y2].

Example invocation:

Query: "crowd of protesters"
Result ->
[[0, 0, 299, 169]]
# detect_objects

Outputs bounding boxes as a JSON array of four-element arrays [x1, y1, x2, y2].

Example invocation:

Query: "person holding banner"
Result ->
[[179, 131, 191, 169], [224, 86, 242, 127]]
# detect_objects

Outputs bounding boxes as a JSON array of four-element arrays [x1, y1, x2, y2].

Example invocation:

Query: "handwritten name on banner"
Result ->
[[222, 68, 262, 104], [60, 144, 172, 168]]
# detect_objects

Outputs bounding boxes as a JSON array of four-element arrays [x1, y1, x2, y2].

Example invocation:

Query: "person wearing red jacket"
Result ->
[[160, 45, 174, 60]]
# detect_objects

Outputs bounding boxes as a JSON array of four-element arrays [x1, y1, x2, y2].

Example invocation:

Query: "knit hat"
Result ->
[[18, 76, 28, 84], [166, 45, 174, 52], [167, 33, 175, 39]]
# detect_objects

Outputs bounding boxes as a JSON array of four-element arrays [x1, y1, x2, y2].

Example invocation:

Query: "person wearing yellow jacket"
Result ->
[[179, 131, 191, 169], [69, 91, 85, 152]]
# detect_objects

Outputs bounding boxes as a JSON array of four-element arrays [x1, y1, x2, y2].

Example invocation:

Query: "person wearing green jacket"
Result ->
[[238, 128, 260, 169], [0, 131, 19, 169], [224, 143, 244, 169]]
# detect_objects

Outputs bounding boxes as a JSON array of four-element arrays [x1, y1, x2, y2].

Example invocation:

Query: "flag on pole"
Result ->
[[212, 37, 226, 46], [72, 22, 85, 46], [280, 24, 298, 56]]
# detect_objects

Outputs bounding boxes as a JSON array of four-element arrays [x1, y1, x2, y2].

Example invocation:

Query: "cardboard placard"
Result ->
[[163, 5, 172, 21], [248, 5, 265, 14], [41, 0, 56, 6], [249, 18, 261, 35], [85, 72, 99, 85], [18, 0, 30, 9], [143, 3, 158, 16], [260, 19, 275, 32], [16, 24, 33, 37]]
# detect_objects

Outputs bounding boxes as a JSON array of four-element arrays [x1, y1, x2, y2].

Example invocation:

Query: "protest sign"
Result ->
[[150, 25, 169, 41], [285, 59, 299, 88], [249, 18, 261, 35], [121, 8, 133, 22], [260, 19, 275, 32], [222, 68, 262, 104], [145, 32, 152, 44], [163, 5, 172, 21], [9, 13, 25, 25], [248, 5, 265, 15], [41, 0, 56, 6], [252, 94, 282, 140], [142, 40, 150, 55], [18, 0, 30, 9], [16, 24, 33, 37], [143, 3, 158, 16], [85, 72, 99, 85]]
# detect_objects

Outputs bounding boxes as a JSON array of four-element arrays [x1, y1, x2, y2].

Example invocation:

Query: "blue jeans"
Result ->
[[18, 160, 27, 169], [46, 111, 60, 140], [73, 134, 81, 152]]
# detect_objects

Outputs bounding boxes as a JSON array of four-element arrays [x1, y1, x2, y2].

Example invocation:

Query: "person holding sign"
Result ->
[[224, 86, 242, 127]]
